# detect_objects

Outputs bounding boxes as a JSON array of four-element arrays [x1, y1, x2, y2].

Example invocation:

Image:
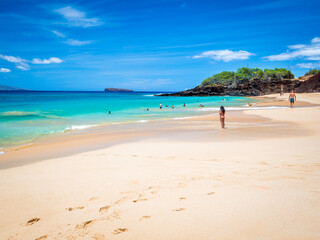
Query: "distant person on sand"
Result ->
[[219, 106, 225, 129], [160, 103, 163, 109], [288, 90, 296, 108], [280, 85, 284, 96]]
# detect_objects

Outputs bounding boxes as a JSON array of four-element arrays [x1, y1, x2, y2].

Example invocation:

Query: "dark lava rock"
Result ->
[[160, 78, 302, 97], [296, 72, 320, 93]]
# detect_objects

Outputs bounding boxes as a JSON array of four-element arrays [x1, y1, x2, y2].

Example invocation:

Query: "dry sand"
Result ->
[[0, 93, 320, 240]]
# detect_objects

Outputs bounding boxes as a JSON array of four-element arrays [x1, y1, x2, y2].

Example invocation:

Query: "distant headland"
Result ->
[[104, 88, 133, 92], [160, 68, 320, 97], [0, 85, 30, 91]]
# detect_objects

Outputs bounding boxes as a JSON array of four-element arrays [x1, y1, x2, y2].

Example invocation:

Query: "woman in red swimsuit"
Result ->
[[219, 106, 226, 129]]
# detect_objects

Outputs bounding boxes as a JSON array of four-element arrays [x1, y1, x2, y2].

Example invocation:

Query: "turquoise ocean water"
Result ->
[[0, 91, 251, 148]]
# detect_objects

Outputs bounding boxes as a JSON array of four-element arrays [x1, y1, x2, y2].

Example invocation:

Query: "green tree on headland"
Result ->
[[304, 69, 320, 76], [201, 67, 294, 86]]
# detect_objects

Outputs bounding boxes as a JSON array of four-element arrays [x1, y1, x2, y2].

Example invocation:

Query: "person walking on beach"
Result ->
[[288, 90, 296, 108], [219, 106, 226, 129]]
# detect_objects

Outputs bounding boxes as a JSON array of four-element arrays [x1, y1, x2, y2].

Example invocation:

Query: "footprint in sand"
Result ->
[[180, 197, 186, 200], [76, 220, 95, 229], [92, 233, 105, 240], [148, 186, 160, 195], [99, 205, 110, 213], [173, 208, 185, 212], [114, 196, 129, 205], [35, 235, 48, 240], [139, 216, 151, 221], [66, 207, 84, 211], [105, 210, 121, 220], [112, 228, 128, 235], [207, 192, 215, 195], [133, 198, 148, 203], [89, 196, 99, 201], [26, 217, 40, 226]]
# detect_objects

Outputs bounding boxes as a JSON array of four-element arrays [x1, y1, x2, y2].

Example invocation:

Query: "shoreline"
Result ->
[[0, 94, 317, 169], [0, 94, 252, 151], [1, 93, 316, 168]]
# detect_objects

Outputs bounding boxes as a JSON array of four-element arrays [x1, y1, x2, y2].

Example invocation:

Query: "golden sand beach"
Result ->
[[1, 93, 320, 240]]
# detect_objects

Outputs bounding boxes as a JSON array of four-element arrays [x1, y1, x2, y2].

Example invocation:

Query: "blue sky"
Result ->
[[0, 0, 320, 91]]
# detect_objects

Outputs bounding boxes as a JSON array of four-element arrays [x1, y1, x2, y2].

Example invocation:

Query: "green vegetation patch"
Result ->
[[201, 67, 295, 86]]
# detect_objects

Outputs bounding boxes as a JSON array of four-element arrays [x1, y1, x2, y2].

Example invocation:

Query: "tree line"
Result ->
[[201, 67, 295, 86], [304, 68, 320, 76]]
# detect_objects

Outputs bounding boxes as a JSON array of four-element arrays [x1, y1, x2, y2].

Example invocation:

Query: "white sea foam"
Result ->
[[0, 151, 5, 155], [65, 125, 97, 131], [173, 116, 193, 120], [137, 120, 148, 123], [143, 94, 154, 97], [49, 130, 64, 134]]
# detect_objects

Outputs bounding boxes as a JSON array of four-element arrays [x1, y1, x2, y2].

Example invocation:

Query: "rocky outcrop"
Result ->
[[296, 72, 320, 93], [160, 78, 302, 97], [104, 88, 133, 92]]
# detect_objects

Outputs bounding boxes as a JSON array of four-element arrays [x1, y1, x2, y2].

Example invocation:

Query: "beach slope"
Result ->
[[0, 93, 320, 240]]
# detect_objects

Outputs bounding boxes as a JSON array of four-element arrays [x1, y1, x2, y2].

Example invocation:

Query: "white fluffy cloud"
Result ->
[[193, 49, 255, 62], [0, 54, 63, 70], [0, 54, 29, 70], [311, 37, 320, 43], [31, 57, 63, 64], [0, 54, 26, 63], [55, 6, 103, 27], [264, 37, 320, 61], [64, 39, 92, 46], [296, 62, 320, 69], [0, 68, 11, 72]]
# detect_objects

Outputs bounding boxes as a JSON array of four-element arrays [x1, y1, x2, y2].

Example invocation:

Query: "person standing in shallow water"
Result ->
[[288, 90, 296, 108], [219, 106, 225, 129]]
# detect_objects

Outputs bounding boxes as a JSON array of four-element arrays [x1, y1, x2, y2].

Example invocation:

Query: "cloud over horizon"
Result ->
[[0, 54, 29, 70], [0, 54, 63, 70], [192, 49, 255, 62]]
